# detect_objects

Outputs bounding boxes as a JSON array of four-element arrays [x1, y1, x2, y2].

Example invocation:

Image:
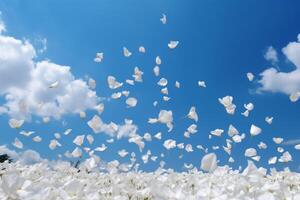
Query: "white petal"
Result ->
[[273, 137, 283, 144], [198, 81, 206, 88], [244, 103, 254, 111], [265, 116, 273, 124], [250, 124, 262, 136], [168, 41, 179, 49], [247, 72, 254, 81], [138, 46, 146, 53], [289, 91, 300, 102], [107, 76, 123, 89], [157, 78, 168, 86], [13, 138, 23, 149], [153, 66, 160, 76], [123, 47, 132, 57], [294, 144, 300, 150], [245, 148, 257, 157], [94, 52, 103, 63], [49, 81, 59, 88], [228, 124, 239, 137], [268, 156, 277, 164], [32, 136, 42, 142], [9, 119, 24, 129], [210, 129, 224, 137], [72, 147, 82, 158], [126, 97, 138, 107], [155, 56, 161, 65], [73, 135, 85, 146], [111, 92, 122, 99], [187, 106, 198, 122], [160, 14, 167, 24], [118, 149, 128, 158], [163, 139, 176, 150], [88, 78, 96, 89], [200, 153, 217, 172]]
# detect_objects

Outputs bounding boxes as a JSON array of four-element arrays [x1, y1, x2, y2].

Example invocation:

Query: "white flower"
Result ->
[[175, 81, 180, 88]]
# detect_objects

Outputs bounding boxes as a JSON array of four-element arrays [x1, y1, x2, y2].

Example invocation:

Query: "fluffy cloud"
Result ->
[[264, 46, 278, 65], [0, 23, 99, 120], [258, 34, 300, 95], [0, 145, 44, 165]]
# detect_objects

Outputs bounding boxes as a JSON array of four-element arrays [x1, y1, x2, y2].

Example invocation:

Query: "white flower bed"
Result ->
[[1, 161, 300, 200]]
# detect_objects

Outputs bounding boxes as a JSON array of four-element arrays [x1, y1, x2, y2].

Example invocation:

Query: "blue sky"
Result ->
[[1, 0, 300, 172]]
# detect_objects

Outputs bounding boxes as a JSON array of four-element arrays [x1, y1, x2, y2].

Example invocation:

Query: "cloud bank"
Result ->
[[258, 34, 300, 95], [0, 19, 99, 120]]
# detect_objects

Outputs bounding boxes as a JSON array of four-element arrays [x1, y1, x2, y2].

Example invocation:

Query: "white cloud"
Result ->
[[0, 27, 99, 120], [0, 145, 45, 165], [264, 46, 278, 65], [0, 35, 35, 93], [34, 37, 47, 53], [283, 139, 300, 145], [258, 34, 300, 95], [0, 12, 5, 34]]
